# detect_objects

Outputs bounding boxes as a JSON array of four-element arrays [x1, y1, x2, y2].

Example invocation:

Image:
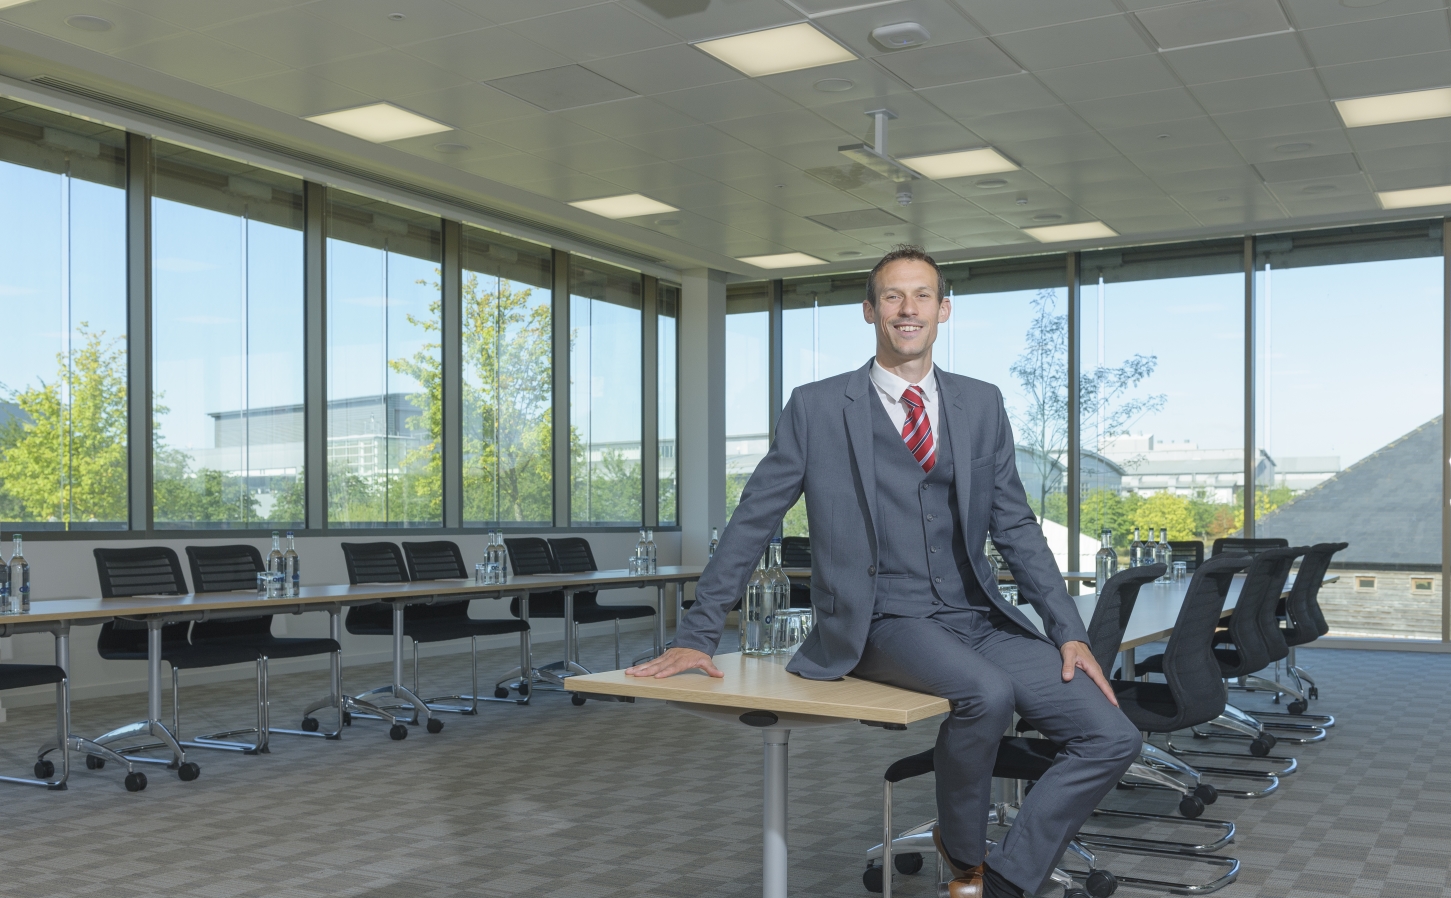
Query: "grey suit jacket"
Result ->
[[675, 359, 1091, 680]]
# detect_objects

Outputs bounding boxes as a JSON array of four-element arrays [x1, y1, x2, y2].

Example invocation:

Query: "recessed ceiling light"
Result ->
[[387, 12, 406, 20], [1377, 184, 1451, 209], [1015, 197, 1029, 205], [884, 231, 896, 237], [1341, 0, 1388, 7], [814, 78, 855, 92], [737, 252, 827, 269], [654, 218, 680, 226], [1275, 142, 1313, 153], [305, 103, 451, 142], [975, 178, 1008, 189], [871, 22, 931, 50], [433, 142, 470, 153], [568, 194, 678, 219], [898, 147, 1017, 180], [0, 0, 39, 8], [1336, 87, 1451, 128], [66, 14, 112, 31], [838, 250, 863, 257], [1157, 133, 1170, 140], [1032, 212, 1064, 222], [695, 22, 856, 77], [1023, 221, 1118, 243], [1301, 184, 1339, 194]]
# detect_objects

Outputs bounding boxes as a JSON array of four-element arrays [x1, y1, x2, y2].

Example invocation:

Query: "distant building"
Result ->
[[1100, 434, 1339, 504]]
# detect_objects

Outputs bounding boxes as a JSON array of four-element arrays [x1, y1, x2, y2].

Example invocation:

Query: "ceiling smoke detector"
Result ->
[[871, 22, 931, 50]]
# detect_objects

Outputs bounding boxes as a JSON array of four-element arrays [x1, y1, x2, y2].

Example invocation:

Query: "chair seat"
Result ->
[[1112, 680, 1191, 732], [192, 635, 341, 660], [101, 642, 264, 670], [400, 617, 530, 645], [513, 593, 655, 623], [882, 737, 1065, 785], [0, 664, 66, 690]]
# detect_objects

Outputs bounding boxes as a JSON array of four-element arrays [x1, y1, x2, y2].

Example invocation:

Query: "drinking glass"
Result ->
[[474, 563, 487, 585], [483, 562, 502, 584], [1172, 561, 1188, 585], [772, 608, 813, 654], [998, 584, 1020, 605], [257, 571, 283, 598]]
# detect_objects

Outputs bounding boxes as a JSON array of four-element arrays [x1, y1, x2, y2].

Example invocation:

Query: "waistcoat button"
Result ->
[[934, 576, 943, 584], [930, 546, 939, 553], [868, 565, 876, 576]]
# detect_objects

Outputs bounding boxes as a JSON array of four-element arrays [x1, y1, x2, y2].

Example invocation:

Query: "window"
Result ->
[[1080, 242, 1245, 568], [325, 190, 441, 527], [658, 282, 679, 527], [460, 227, 552, 527], [0, 102, 127, 529], [1254, 223, 1442, 638], [151, 143, 304, 528], [725, 283, 770, 522], [781, 274, 876, 396], [1412, 578, 1434, 594], [569, 257, 641, 526]]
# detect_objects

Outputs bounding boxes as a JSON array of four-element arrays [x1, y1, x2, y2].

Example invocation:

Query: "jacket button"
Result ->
[[868, 565, 876, 576], [930, 546, 939, 553], [926, 514, 935, 521], [934, 577, 943, 584]]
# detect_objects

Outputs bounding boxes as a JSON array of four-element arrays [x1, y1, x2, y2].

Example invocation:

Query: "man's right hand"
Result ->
[[625, 647, 724, 679]]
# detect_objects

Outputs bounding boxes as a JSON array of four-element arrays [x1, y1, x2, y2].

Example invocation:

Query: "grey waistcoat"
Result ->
[[870, 393, 994, 617]]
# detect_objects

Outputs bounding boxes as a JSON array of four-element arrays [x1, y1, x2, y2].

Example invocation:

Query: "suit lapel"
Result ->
[[844, 360, 879, 536], [936, 368, 975, 522]]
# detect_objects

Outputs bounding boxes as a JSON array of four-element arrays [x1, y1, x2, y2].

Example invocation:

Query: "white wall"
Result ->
[[0, 530, 681, 711]]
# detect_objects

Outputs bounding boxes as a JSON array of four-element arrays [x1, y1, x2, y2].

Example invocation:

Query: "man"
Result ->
[[627, 246, 1140, 898]]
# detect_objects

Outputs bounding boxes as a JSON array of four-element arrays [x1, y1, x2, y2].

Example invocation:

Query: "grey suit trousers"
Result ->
[[852, 610, 1141, 894]]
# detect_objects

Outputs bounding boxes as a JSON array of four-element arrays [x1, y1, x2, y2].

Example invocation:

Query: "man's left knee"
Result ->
[[1098, 714, 1143, 767]]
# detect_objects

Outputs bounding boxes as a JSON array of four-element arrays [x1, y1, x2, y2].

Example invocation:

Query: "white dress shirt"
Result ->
[[869, 360, 940, 438]]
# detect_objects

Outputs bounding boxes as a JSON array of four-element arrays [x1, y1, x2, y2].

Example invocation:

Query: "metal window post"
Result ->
[[552, 250, 572, 527], [303, 182, 327, 530], [1065, 253, 1080, 590], [642, 274, 659, 528], [769, 279, 783, 441], [1243, 236, 1257, 538], [1442, 219, 1450, 642], [442, 220, 463, 529], [125, 133, 153, 532]]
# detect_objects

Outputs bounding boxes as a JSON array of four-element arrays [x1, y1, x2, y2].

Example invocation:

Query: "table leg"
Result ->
[[655, 583, 666, 657], [1122, 647, 1137, 680], [763, 728, 790, 898], [391, 602, 435, 730], [562, 590, 591, 677]]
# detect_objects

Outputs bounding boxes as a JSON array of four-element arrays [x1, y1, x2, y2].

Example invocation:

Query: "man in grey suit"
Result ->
[[627, 246, 1139, 898]]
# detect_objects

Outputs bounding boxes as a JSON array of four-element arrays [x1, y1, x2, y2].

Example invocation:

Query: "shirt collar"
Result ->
[[870, 360, 937, 404]]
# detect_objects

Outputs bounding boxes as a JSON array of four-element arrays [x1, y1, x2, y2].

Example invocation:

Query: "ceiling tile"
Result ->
[[447, 0, 602, 24], [815, 0, 983, 57], [1317, 49, 1451, 100], [1171, 183, 1280, 211], [308, 0, 494, 44], [873, 38, 1021, 88], [109, 0, 307, 31], [0, 0, 182, 52], [1081, 196, 1187, 221], [115, 32, 287, 87], [620, 124, 751, 160], [993, 16, 1154, 70], [1366, 164, 1451, 191], [389, 83, 541, 129], [507, 5, 679, 61], [1230, 129, 1354, 164], [757, 59, 913, 108], [1129, 142, 1246, 174], [218, 68, 375, 117], [1254, 154, 1362, 183], [655, 79, 800, 122], [715, 109, 851, 149], [1300, 10, 1451, 68], [597, 160, 717, 191], [964, 0, 1121, 35], [995, 131, 1122, 167], [456, 153, 579, 183], [1347, 115, 1451, 152], [647, 180, 757, 210], [1282, 0, 1445, 30], [1161, 32, 1310, 83], [1032, 156, 1156, 187], [811, 90, 953, 134], [305, 50, 472, 103], [1071, 88, 1205, 130], [675, 148, 792, 179], [487, 115, 607, 152], [1034, 55, 1182, 103], [880, 121, 991, 158], [1061, 179, 1171, 204], [485, 65, 637, 111], [1098, 210, 1200, 233], [917, 73, 1062, 119], [1212, 101, 1340, 140], [619, 0, 800, 42], [1134, 0, 1292, 51], [1274, 190, 1379, 218], [585, 44, 743, 96], [202, 7, 386, 68], [516, 171, 624, 202], [1154, 164, 1265, 192], [1191, 204, 1286, 226], [403, 27, 572, 83], [558, 97, 701, 139], [956, 105, 1093, 143], [1098, 118, 1230, 155], [1357, 143, 1451, 174], [1188, 70, 1327, 115], [391, 131, 516, 162], [532, 138, 662, 172]]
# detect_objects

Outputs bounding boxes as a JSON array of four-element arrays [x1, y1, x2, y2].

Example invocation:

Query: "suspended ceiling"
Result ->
[[1, 0, 1450, 278]]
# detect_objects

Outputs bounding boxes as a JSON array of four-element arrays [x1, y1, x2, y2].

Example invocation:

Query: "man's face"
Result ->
[[863, 258, 950, 363]]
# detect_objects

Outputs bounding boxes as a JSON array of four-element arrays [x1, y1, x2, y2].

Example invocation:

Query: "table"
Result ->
[[568, 653, 948, 898], [782, 567, 1096, 583]]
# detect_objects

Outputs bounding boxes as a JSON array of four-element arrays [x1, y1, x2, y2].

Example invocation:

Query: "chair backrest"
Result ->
[[549, 537, 598, 574], [1159, 552, 1251, 726], [505, 537, 558, 576], [1212, 537, 1288, 558], [401, 541, 468, 581], [1283, 541, 1347, 645], [185, 545, 273, 642], [1220, 545, 1305, 674], [781, 536, 812, 569], [1085, 563, 1164, 675], [94, 547, 188, 598], [339, 542, 408, 585], [1168, 541, 1204, 573]]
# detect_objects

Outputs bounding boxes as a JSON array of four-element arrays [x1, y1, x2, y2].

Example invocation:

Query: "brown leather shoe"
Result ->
[[931, 823, 975, 879], [941, 866, 985, 898]]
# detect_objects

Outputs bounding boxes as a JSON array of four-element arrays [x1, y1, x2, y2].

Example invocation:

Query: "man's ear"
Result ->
[[938, 296, 952, 323], [862, 299, 876, 324]]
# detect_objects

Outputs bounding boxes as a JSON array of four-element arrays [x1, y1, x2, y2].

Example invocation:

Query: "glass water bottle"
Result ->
[[1095, 529, 1117, 595], [645, 528, 658, 574], [1155, 528, 1171, 582], [283, 531, 301, 597], [1129, 527, 1144, 567], [8, 534, 27, 613], [740, 552, 775, 655], [708, 527, 719, 560], [765, 537, 789, 647]]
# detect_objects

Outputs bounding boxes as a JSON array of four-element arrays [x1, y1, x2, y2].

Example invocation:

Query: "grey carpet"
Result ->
[[0, 634, 1444, 898]]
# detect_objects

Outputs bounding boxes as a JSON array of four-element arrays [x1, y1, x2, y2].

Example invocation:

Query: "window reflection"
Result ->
[[570, 258, 641, 525]]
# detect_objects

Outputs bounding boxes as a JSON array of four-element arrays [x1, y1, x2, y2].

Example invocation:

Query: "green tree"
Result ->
[[1132, 491, 1198, 541]]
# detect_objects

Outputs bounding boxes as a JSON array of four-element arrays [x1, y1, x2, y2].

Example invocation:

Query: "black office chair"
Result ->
[[1211, 537, 1288, 558], [1168, 541, 1204, 574], [500, 537, 569, 693], [340, 542, 443, 740], [549, 537, 656, 671], [1277, 541, 1347, 709], [185, 545, 342, 744], [781, 536, 813, 608], [2, 660, 73, 792], [400, 540, 532, 708]]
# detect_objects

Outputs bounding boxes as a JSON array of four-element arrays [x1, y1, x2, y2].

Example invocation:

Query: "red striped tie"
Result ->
[[900, 386, 936, 473]]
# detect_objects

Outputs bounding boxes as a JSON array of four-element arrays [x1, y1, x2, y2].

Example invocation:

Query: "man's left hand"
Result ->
[[1060, 641, 1118, 707]]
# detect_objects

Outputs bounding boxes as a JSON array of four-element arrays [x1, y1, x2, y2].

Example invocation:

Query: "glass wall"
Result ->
[[460, 227, 552, 527], [725, 283, 770, 522], [0, 102, 127, 529], [1079, 243, 1245, 566], [781, 274, 877, 395], [325, 190, 442, 527], [569, 257, 642, 526], [1254, 224, 1443, 638], [151, 143, 305, 528], [658, 282, 679, 527]]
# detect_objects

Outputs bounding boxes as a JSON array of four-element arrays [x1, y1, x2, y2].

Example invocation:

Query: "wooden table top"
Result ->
[[782, 567, 1095, 583], [567, 652, 950, 726]]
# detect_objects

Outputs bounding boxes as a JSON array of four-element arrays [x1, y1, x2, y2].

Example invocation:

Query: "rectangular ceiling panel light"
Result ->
[[305, 103, 451, 143], [568, 194, 678, 219], [1336, 87, 1451, 128], [737, 252, 826, 269], [1023, 221, 1118, 243], [1376, 184, 1451, 209], [900, 147, 1018, 180], [695, 23, 856, 77]]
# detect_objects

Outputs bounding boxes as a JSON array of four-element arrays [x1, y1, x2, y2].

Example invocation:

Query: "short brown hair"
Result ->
[[865, 245, 947, 307]]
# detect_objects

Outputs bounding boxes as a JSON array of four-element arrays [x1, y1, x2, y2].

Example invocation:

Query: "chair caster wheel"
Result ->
[[862, 863, 884, 893], [34, 759, 54, 779], [1288, 699, 1308, 715], [124, 772, 147, 792], [342, 710, 353, 726], [571, 694, 586, 706], [389, 724, 408, 741], [301, 717, 320, 732], [519, 683, 530, 697], [494, 687, 510, 699], [1308, 686, 1318, 699], [1178, 794, 1205, 818], [1085, 868, 1117, 897], [1194, 783, 1218, 805], [426, 718, 444, 734], [178, 762, 201, 782], [1066, 889, 1090, 898], [1249, 737, 1272, 757], [85, 755, 105, 770], [894, 852, 923, 875]]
